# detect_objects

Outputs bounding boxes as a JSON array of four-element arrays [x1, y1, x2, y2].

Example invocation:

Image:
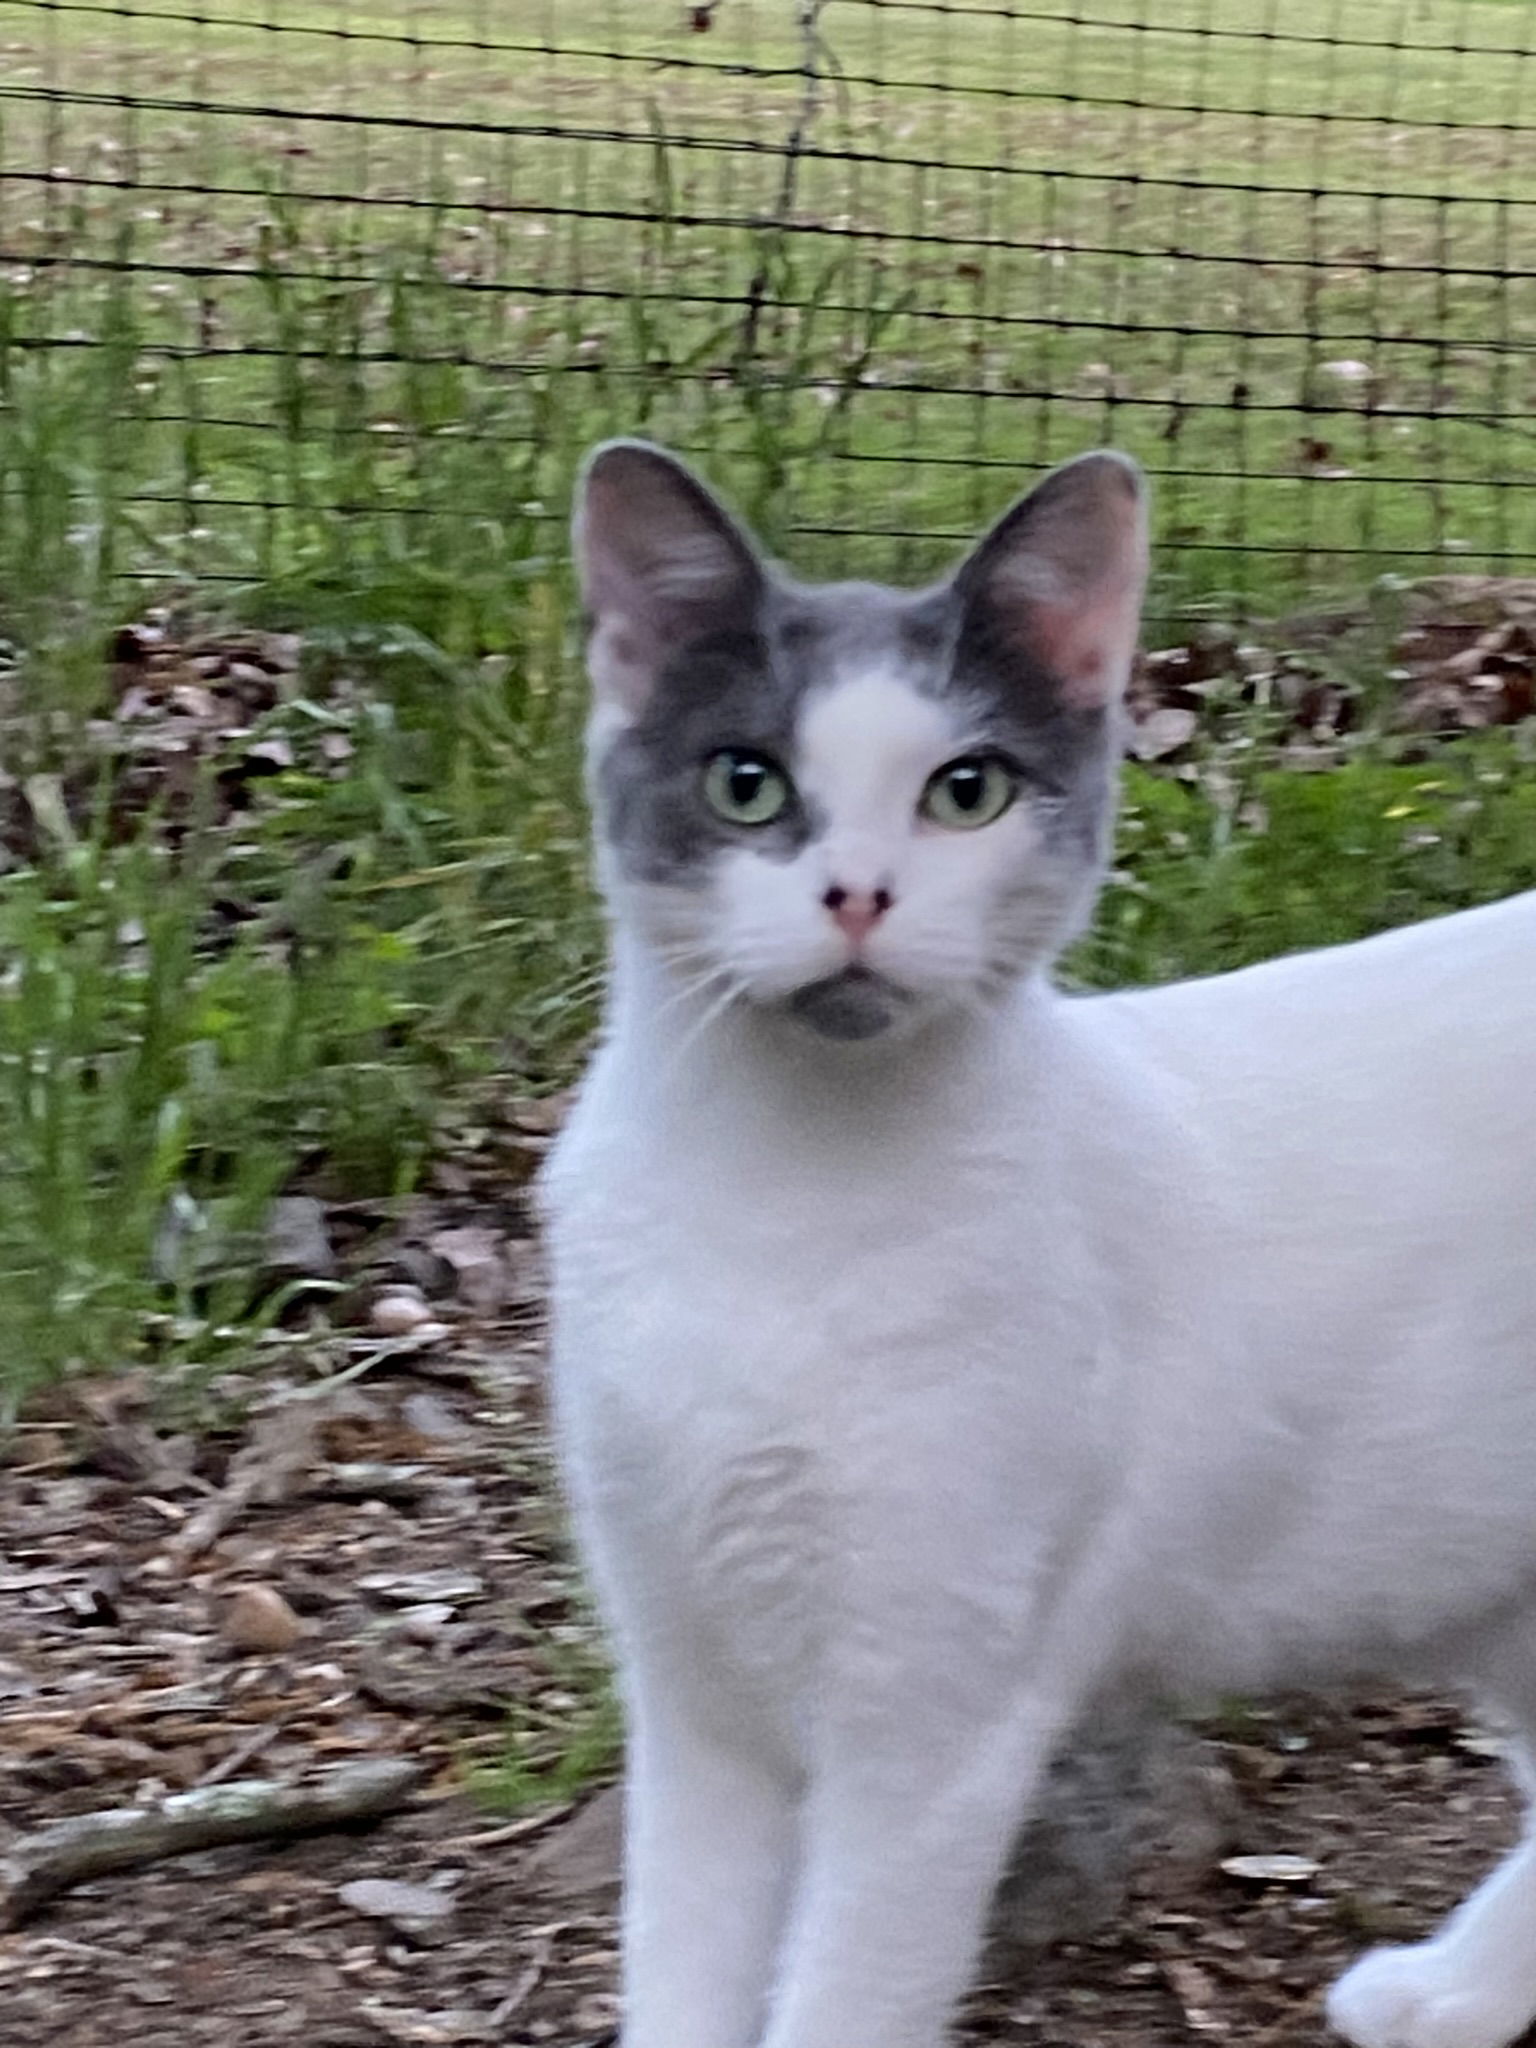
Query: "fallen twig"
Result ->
[[164, 1402, 319, 1567], [488, 1922, 564, 2026], [435, 1807, 570, 1853], [0, 1757, 423, 1928], [193, 1719, 284, 1789]]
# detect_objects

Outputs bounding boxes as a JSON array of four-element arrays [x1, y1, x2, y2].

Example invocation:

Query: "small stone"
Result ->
[[1220, 1852, 1322, 1886], [243, 736, 294, 773], [222, 1583, 305, 1654], [338, 1876, 456, 1937], [369, 1288, 433, 1335], [255, 631, 303, 672]]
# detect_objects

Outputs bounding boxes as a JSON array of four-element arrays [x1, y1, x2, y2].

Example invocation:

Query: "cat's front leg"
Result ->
[[618, 1677, 799, 2048], [757, 1696, 1067, 2048], [1327, 1762, 1536, 2048], [1326, 1842, 1536, 2048], [1327, 1630, 1536, 2048]]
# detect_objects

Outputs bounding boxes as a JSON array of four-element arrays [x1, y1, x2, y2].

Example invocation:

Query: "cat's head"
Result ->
[[573, 441, 1147, 1043]]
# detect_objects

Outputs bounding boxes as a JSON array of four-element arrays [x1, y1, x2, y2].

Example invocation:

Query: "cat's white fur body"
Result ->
[[552, 825, 1536, 2048], [549, 444, 1536, 2048]]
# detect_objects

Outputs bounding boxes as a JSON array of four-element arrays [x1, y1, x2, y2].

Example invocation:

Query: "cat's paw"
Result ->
[[1327, 1943, 1536, 2048]]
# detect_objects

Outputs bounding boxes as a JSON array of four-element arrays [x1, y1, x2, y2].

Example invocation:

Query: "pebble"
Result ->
[[369, 1288, 434, 1335], [222, 1583, 305, 1654], [338, 1877, 456, 1937]]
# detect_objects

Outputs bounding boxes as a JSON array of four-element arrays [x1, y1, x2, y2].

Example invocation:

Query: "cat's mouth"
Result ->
[[783, 964, 912, 1042]]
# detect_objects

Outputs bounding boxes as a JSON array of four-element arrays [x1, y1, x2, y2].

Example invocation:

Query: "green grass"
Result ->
[[3, 595, 1533, 1425], [472, 1637, 625, 1813], [0, 0, 1533, 1422], [1081, 724, 1536, 991], [0, 627, 601, 1418], [1, 0, 1533, 614]]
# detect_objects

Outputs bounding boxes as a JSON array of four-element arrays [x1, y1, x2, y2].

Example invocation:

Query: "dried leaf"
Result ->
[[526, 1787, 623, 1896], [1162, 1958, 1225, 2034], [1128, 707, 1199, 761], [264, 1196, 336, 1280], [358, 1568, 485, 1608], [427, 1226, 514, 1314]]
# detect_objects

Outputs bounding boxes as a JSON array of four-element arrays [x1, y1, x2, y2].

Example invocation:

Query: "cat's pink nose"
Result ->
[[823, 884, 893, 947]]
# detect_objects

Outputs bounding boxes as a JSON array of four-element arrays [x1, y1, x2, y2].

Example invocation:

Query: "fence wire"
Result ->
[[1, 0, 1533, 614]]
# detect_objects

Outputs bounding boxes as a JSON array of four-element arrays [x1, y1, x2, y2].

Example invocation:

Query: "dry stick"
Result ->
[[488, 1924, 564, 2027], [435, 1807, 571, 1853], [193, 1718, 284, 1790], [0, 1758, 423, 1929], [738, 0, 831, 364], [164, 1402, 320, 1567]]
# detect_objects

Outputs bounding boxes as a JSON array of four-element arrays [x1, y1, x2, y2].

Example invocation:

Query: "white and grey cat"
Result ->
[[542, 439, 1536, 2048]]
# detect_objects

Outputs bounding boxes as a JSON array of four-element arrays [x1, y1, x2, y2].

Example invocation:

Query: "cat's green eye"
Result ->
[[703, 750, 792, 827], [921, 756, 1017, 830]]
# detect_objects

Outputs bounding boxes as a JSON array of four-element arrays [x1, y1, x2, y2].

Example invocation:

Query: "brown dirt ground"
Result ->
[[2, 1297, 1525, 2048]]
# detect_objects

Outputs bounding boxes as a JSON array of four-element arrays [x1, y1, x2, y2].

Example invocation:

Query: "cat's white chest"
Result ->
[[543, 1045, 1119, 1741], [550, 1204, 843, 1719]]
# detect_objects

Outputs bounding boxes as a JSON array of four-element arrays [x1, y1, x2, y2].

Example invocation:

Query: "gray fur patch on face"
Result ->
[[595, 580, 937, 886], [945, 595, 1117, 866], [596, 613, 809, 884], [593, 572, 1114, 887]]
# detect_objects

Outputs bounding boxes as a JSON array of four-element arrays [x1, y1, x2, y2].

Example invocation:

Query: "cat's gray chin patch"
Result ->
[[785, 967, 907, 1042]]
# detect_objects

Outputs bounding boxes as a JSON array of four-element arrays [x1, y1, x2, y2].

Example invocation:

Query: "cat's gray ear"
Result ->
[[574, 440, 765, 714], [954, 451, 1149, 711]]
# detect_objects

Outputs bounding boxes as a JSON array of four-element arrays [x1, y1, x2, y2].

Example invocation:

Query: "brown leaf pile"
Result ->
[[1125, 575, 1536, 761], [0, 616, 361, 863], [6, 574, 1536, 867]]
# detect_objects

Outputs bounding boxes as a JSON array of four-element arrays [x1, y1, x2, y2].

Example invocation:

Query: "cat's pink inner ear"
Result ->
[[575, 442, 761, 715], [971, 453, 1150, 711]]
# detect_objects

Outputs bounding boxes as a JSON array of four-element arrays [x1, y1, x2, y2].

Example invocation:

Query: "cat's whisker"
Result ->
[[635, 949, 754, 1070], [664, 974, 748, 1068], [647, 937, 732, 988], [650, 940, 718, 977], [650, 965, 737, 1031]]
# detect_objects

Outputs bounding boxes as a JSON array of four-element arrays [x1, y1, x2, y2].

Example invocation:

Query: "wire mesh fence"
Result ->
[[1, 0, 1533, 620]]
